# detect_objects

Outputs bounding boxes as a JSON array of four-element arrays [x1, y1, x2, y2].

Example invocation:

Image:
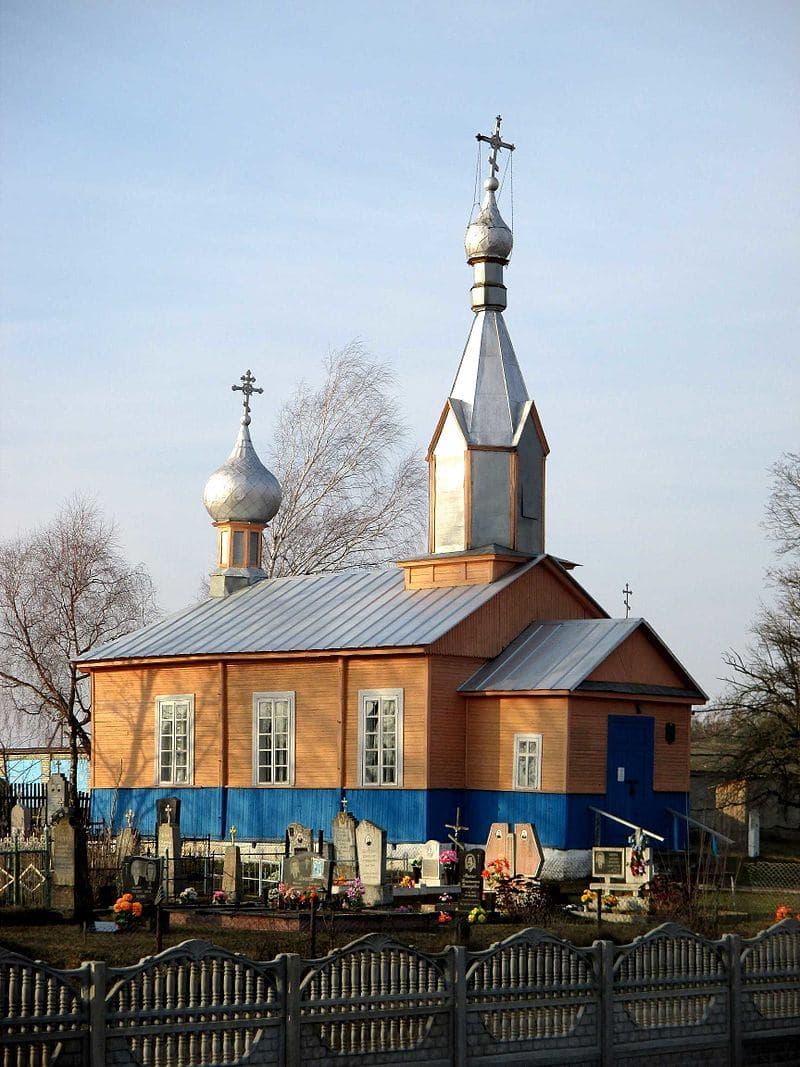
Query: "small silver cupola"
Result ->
[[204, 370, 281, 596], [464, 116, 515, 312]]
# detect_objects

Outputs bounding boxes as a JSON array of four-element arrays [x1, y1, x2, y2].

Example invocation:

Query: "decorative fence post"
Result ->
[[598, 938, 615, 1067], [284, 952, 302, 1067], [450, 943, 467, 1067], [88, 959, 107, 1067], [726, 932, 743, 1067]]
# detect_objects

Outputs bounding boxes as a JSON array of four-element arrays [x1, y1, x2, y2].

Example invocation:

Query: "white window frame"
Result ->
[[155, 695, 195, 786], [513, 733, 542, 791], [358, 688, 403, 788], [252, 691, 295, 786]]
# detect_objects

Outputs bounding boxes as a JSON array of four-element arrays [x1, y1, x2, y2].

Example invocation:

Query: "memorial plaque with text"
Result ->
[[459, 848, 486, 909]]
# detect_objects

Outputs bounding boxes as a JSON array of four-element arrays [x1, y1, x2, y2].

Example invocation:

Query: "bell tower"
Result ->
[[405, 118, 548, 589]]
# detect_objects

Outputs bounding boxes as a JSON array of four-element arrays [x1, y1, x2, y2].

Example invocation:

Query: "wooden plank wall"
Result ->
[[91, 653, 430, 791], [427, 655, 486, 788], [225, 660, 340, 788], [92, 665, 221, 789], [586, 630, 689, 688], [465, 695, 570, 793], [566, 697, 691, 793], [431, 560, 604, 659]]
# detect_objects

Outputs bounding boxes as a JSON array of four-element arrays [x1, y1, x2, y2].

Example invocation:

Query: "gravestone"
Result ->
[[50, 815, 90, 919], [47, 773, 69, 824], [514, 823, 544, 879], [156, 796, 181, 828], [331, 811, 358, 881], [157, 803, 182, 898], [459, 848, 486, 910], [122, 855, 162, 902], [221, 845, 243, 902], [355, 819, 391, 906], [10, 803, 31, 838], [116, 827, 141, 866], [286, 822, 313, 854], [420, 839, 442, 886], [281, 852, 333, 895], [484, 822, 515, 876]]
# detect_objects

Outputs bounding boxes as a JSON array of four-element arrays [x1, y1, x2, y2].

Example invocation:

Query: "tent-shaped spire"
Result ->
[[426, 117, 548, 562]]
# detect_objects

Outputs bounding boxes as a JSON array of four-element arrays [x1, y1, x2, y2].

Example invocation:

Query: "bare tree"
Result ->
[[262, 342, 427, 577], [710, 452, 800, 812], [0, 496, 158, 791]]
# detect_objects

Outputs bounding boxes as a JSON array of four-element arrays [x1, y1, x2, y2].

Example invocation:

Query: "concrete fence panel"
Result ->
[[2, 923, 800, 1066]]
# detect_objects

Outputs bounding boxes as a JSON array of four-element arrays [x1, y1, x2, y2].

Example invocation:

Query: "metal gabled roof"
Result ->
[[78, 557, 545, 664], [458, 617, 706, 699]]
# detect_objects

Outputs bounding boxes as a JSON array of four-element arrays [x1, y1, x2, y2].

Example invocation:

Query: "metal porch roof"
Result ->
[[459, 618, 706, 699]]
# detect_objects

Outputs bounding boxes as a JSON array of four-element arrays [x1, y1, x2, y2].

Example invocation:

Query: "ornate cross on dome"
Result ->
[[232, 369, 264, 424], [476, 115, 515, 177]]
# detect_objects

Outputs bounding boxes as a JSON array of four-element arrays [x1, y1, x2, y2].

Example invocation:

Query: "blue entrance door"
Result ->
[[605, 716, 655, 845]]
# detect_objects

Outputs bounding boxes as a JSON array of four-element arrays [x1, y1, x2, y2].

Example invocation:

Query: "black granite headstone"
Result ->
[[459, 848, 486, 909], [156, 797, 181, 827], [122, 855, 163, 902]]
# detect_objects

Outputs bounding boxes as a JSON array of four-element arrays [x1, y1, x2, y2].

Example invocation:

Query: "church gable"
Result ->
[[583, 624, 704, 697], [431, 556, 606, 659]]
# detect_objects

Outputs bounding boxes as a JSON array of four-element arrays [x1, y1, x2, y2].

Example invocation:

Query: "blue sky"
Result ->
[[1, 2, 798, 699]]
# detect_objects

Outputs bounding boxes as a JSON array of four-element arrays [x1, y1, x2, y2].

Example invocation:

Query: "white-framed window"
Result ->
[[253, 691, 295, 785], [358, 689, 403, 787], [513, 733, 542, 790], [156, 695, 194, 785]]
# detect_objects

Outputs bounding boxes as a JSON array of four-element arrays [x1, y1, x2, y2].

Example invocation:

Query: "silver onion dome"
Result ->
[[203, 419, 282, 524], [464, 177, 513, 263]]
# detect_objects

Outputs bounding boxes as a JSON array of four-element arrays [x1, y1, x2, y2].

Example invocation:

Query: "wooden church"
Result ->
[[80, 120, 706, 876]]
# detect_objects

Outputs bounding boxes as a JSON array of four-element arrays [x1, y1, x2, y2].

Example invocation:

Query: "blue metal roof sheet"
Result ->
[[79, 558, 544, 662]]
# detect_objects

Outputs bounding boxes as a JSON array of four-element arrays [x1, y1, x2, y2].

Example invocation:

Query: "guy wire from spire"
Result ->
[[469, 138, 481, 226]]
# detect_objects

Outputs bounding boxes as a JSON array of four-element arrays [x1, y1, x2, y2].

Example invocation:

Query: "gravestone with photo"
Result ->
[[331, 810, 359, 881], [286, 822, 313, 854], [122, 855, 163, 903], [514, 822, 544, 878], [47, 773, 70, 824], [355, 819, 391, 906], [459, 848, 486, 910], [484, 822, 515, 876], [281, 852, 333, 896], [421, 839, 442, 886]]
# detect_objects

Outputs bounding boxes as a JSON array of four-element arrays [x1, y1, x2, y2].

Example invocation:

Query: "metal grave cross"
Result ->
[[340, 793, 348, 813], [476, 115, 515, 177], [232, 369, 264, 423], [445, 807, 469, 852], [125, 809, 135, 828], [229, 825, 237, 846], [623, 583, 633, 619]]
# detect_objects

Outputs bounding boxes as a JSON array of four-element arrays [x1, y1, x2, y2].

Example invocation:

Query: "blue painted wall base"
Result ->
[[91, 787, 689, 850]]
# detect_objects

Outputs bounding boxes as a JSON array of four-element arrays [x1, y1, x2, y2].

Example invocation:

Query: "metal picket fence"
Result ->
[[0, 833, 50, 909], [1, 919, 799, 1066]]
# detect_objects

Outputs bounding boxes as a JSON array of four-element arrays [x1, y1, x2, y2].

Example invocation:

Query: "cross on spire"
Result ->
[[623, 583, 633, 619], [232, 369, 264, 425], [476, 115, 515, 177]]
